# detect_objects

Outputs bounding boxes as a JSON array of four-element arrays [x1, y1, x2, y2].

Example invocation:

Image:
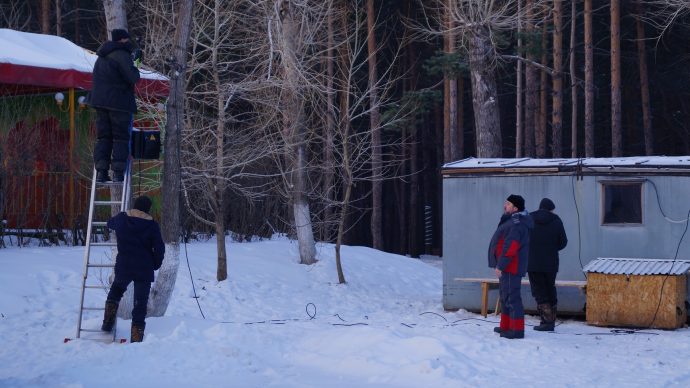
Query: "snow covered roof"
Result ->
[[583, 258, 690, 276], [0, 28, 168, 96], [443, 156, 690, 175]]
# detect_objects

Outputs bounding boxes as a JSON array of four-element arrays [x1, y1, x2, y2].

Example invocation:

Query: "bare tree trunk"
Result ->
[[468, 29, 502, 157], [570, 0, 578, 157], [610, 0, 622, 156], [584, 0, 594, 157], [515, 0, 523, 158], [537, 22, 548, 158], [408, 41, 419, 257], [443, 0, 458, 162], [524, 0, 537, 157], [366, 0, 383, 250], [279, 1, 316, 265], [148, 0, 194, 318], [552, 0, 563, 158], [55, 0, 62, 36], [103, 0, 127, 33], [213, 1, 228, 281], [457, 76, 464, 158], [636, 1, 653, 156], [322, 5, 336, 241], [41, 0, 50, 34]]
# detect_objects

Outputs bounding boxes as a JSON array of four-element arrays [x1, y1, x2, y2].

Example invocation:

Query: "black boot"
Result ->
[[500, 330, 525, 339], [96, 170, 111, 183], [112, 170, 124, 182], [493, 327, 502, 334], [131, 323, 145, 343], [534, 303, 555, 331], [101, 301, 118, 332]]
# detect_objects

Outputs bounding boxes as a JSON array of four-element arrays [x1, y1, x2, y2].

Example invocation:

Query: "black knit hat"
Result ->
[[133, 196, 152, 213], [111, 29, 130, 42], [506, 194, 525, 212], [539, 197, 556, 211]]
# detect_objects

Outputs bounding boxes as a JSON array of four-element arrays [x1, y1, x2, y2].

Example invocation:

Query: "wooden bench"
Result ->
[[454, 277, 587, 317]]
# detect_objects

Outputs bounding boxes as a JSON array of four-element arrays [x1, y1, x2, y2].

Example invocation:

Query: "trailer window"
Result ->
[[602, 182, 642, 225]]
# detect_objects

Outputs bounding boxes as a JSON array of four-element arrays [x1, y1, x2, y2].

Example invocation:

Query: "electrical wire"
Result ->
[[183, 237, 205, 319]]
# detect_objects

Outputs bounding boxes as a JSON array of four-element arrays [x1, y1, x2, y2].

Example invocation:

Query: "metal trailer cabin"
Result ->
[[441, 157, 690, 314]]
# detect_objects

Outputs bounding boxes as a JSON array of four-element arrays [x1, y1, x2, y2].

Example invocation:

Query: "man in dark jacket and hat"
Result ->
[[528, 198, 568, 331], [88, 29, 141, 183], [101, 196, 164, 343], [488, 194, 534, 339]]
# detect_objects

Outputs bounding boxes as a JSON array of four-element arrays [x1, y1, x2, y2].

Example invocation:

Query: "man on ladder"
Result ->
[[87, 28, 142, 183], [101, 195, 165, 342]]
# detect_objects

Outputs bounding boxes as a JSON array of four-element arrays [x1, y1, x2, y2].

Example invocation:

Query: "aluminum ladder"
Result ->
[[73, 162, 132, 342]]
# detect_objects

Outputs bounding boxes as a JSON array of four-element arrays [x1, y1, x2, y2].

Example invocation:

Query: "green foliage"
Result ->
[[422, 50, 469, 78], [382, 88, 441, 134]]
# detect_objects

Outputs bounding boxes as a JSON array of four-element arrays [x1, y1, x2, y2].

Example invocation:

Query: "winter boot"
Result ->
[[500, 330, 524, 339], [101, 301, 118, 332], [493, 327, 502, 334], [96, 170, 111, 183], [534, 303, 555, 331], [112, 170, 125, 183], [131, 324, 145, 343]]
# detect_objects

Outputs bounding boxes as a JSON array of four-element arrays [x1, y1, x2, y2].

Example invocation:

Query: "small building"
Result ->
[[441, 157, 690, 315], [584, 258, 690, 329], [0, 28, 168, 231]]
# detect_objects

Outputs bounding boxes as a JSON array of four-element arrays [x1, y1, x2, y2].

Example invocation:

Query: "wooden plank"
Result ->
[[454, 277, 586, 288], [586, 273, 687, 329]]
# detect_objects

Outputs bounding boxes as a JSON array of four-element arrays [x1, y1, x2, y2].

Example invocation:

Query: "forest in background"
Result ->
[[2, 0, 689, 264]]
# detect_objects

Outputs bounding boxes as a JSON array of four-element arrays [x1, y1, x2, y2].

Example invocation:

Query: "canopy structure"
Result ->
[[0, 28, 169, 97]]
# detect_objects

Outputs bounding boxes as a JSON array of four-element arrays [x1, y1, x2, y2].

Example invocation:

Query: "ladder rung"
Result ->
[[92, 221, 108, 226], [82, 307, 105, 311], [90, 242, 117, 247], [88, 263, 115, 268], [94, 200, 123, 205], [85, 285, 110, 289], [80, 328, 105, 333], [97, 181, 124, 186]]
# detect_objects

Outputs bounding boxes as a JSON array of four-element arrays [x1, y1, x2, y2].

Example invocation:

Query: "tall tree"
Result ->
[[148, 0, 193, 315], [584, 0, 594, 156], [570, 0, 578, 157], [515, 0, 523, 157], [41, 0, 50, 33], [523, 0, 537, 157], [276, 0, 317, 264], [536, 20, 548, 158], [610, 0, 622, 156], [366, 0, 383, 249], [443, 0, 458, 163], [635, 1, 653, 156], [552, 0, 563, 158]]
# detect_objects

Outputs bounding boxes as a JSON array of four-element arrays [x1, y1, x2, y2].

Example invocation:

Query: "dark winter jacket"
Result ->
[[108, 209, 165, 282], [87, 41, 140, 113], [488, 210, 534, 276], [527, 209, 567, 273]]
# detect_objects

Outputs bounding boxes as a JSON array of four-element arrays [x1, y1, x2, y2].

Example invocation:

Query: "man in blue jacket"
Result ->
[[101, 196, 164, 343], [488, 194, 533, 339], [87, 29, 141, 183]]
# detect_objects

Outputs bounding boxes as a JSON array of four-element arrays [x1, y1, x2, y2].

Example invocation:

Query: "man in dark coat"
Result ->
[[101, 196, 165, 343], [88, 29, 141, 183], [488, 194, 533, 339], [528, 198, 568, 331]]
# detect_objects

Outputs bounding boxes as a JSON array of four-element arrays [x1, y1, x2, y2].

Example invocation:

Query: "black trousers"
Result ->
[[94, 108, 132, 172], [528, 271, 558, 306], [106, 274, 151, 327]]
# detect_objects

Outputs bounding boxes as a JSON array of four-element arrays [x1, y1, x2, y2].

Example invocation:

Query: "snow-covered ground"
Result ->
[[1, 237, 689, 387]]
